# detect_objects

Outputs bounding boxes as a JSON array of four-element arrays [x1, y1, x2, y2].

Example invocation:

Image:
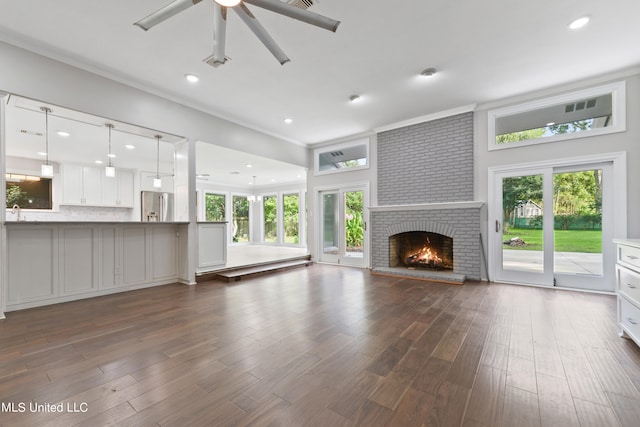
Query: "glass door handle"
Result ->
[[496, 220, 501, 232]]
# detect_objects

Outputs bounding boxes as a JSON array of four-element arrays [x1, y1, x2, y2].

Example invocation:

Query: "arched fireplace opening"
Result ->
[[389, 231, 453, 271]]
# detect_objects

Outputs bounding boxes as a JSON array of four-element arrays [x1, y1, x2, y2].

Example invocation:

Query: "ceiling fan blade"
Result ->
[[134, 0, 203, 31], [234, 4, 290, 65], [243, 0, 340, 32], [208, 2, 228, 66]]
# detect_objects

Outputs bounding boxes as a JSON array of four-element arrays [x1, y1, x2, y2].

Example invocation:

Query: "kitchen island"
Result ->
[[4, 221, 189, 311]]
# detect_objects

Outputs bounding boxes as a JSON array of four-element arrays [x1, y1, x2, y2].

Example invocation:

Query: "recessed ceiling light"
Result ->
[[125, 144, 135, 150], [569, 16, 590, 30], [95, 160, 103, 164], [229, 171, 240, 175], [246, 164, 253, 168], [349, 95, 361, 103], [56, 130, 70, 137], [420, 67, 437, 77], [107, 153, 117, 158], [185, 73, 199, 83], [284, 118, 293, 124], [37, 151, 47, 156], [546, 122, 556, 126]]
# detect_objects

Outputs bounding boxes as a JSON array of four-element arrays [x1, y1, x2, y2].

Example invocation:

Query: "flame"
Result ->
[[405, 237, 443, 266], [413, 245, 442, 264]]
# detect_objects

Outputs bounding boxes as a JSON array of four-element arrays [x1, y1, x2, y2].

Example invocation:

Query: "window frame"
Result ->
[[488, 81, 626, 151], [313, 138, 370, 176], [5, 170, 54, 211], [203, 191, 226, 222]]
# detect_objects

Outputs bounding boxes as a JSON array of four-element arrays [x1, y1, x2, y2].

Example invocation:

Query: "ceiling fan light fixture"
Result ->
[[215, 0, 241, 6]]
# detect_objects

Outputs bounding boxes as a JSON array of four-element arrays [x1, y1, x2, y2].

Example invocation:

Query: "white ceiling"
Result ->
[[0, 0, 639, 148]]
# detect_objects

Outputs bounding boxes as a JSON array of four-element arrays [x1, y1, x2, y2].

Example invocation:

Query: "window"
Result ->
[[263, 195, 278, 243], [204, 193, 225, 221], [488, 81, 626, 151], [5, 174, 52, 209], [232, 195, 249, 243], [283, 193, 299, 244], [314, 138, 369, 175]]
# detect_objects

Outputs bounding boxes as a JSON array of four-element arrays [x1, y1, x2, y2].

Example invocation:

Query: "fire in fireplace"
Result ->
[[389, 231, 453, 271]]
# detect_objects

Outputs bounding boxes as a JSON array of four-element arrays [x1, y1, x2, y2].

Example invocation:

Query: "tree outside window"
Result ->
[[232, 195, 249, 243], [283, 193, 299, 244], [263, 195, 277, 243], [205, 193, 225, 222]]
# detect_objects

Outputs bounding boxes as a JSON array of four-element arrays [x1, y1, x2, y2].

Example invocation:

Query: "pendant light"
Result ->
[[248, 175, 262, 202], [105, 123, 116, 177], [153, 135, 162, 188], [40, 107, 54, 177]]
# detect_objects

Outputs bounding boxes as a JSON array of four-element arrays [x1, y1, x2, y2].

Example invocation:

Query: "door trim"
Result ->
[[488, 151, 627, 287], [313, 182, 370, 268]]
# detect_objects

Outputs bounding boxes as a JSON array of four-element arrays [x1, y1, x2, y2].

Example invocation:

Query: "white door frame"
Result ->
[[488, 152, 627, 291], [314, 182, 370, 268], [1, 92, 8, 318]]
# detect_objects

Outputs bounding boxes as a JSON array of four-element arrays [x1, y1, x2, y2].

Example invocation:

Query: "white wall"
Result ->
[[474, 71, 640, 279], [0, 41, 309, 168]]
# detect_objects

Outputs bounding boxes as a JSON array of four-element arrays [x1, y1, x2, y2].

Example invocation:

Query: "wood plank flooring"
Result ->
[[1, 264, 640, 426]]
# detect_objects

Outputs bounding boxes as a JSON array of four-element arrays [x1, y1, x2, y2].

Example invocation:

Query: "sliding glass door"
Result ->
[[492, 162, 614, 291]]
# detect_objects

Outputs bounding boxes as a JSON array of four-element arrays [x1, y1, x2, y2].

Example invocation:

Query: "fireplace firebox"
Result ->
[[389, 231, 453, 271]]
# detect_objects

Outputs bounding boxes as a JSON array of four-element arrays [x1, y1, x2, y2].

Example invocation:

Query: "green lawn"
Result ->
[[503, 228, 602, 253]]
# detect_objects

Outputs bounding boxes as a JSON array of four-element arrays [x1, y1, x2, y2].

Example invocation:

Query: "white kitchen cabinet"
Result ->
[[6, 227, 57, 304], [5, 223, 181, 311], [197, 222, 227, 272], [615, 239, 640, 348], [101, 169, 134, 207], [63, 165, 134, 207], [61, 164, 102, 206], [117, 170, 135, 207], [59, 227, 97, 295]]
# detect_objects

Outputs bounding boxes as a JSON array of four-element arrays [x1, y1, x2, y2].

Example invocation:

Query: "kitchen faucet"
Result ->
[[11, 204, 21, 221]]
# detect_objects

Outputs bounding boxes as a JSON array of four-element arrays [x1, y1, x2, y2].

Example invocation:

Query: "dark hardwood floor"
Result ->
[[1, 264, 640, 426]]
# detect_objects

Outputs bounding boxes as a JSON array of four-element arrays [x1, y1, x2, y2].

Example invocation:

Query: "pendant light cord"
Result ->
[[155, 135, 161, 179], [41, 107, 51, 165], [107, 123, 114, 167]]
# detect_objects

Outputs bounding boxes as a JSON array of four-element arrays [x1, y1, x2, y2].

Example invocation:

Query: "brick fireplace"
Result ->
[[371, 111, 483, 282]]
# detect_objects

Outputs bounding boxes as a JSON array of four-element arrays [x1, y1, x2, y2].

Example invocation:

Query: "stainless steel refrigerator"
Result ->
[[141, 191, 174, 222]]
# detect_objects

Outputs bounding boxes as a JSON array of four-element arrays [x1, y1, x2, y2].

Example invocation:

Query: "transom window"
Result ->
[[488, 81, 626, 151], [314, 138, 369, 175]]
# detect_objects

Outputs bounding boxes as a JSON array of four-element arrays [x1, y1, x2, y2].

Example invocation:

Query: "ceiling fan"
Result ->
[[134, 0, 340, 66]]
